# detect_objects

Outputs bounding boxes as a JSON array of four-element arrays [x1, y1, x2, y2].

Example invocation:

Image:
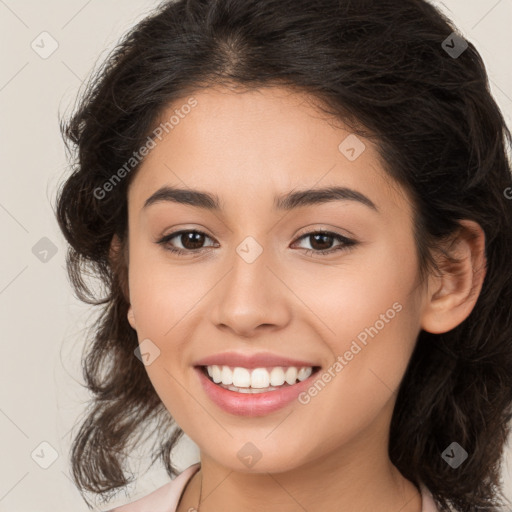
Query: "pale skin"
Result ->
[[112, 85, 487, 512]]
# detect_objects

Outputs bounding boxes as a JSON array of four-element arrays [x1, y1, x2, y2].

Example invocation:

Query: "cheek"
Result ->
[[292, 233, 418, 342], [126, 246, 199, 415], [127, 241, 211, 337], [299, 235, 421, 396], [292, 286, 419, 446]]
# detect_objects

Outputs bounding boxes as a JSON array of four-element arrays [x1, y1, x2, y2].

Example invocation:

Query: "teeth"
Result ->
[[284, 367, 297, 385], [250, 368, 270, 388], [297, 367, 313, 381], [270, 367, 285, 386], [233, 367, 251, 387], [221, 366, 233, 385], [211, 365, 222, 383], [205, 365, 314, 389]]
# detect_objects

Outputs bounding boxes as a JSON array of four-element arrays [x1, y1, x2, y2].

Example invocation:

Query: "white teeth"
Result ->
[[233, 367, 252, 387], [250, 368, 270, 389], [221, 366, 233, 385], [297, 367, 313, 381], [222, 384, 281, 393], [211, 365, 222, 384], [204, 365, 315, 389], [284, 367, 298, 385], [269, 367, 285, 386]]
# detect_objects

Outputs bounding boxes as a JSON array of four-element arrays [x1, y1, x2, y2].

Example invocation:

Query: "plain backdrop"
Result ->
[[1, 1, 511, 511]]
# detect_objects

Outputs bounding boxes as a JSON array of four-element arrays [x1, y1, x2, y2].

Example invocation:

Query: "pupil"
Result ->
[[311, 233, 332, 250], [183, 232, 204, 249]]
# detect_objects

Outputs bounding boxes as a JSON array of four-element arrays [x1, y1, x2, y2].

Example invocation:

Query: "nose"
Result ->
[[208, 241, 292, 338]]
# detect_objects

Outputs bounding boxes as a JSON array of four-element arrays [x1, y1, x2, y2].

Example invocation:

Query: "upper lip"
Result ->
[[193, 351, 320, 369]]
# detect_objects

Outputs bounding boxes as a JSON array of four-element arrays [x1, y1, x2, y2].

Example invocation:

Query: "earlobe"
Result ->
[[420, 219, 487, 334], [127, 306, 136, 330]]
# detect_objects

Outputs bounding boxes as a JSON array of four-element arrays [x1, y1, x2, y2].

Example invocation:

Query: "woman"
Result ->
[[55, 1, 512, 510]]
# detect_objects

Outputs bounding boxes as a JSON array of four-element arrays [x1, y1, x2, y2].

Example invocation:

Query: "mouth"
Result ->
[[196, 364, 322, 393], [193, 363, 322, 416]]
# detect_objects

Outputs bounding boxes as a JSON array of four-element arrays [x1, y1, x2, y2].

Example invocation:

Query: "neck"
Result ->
[[177, 413, 422, 512]]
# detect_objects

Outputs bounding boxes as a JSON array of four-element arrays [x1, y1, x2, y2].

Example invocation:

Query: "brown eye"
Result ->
[[157, 230, 217, 255], [308, 233, 335, 251], [178, 231, 207, 250], [293, 231, 357, 256]]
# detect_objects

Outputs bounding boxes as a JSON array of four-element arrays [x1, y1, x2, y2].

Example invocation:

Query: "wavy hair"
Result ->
[[55, 0, 512, 510]]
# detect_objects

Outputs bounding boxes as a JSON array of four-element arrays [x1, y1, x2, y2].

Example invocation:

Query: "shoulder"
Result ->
[[105, 463, 201, 512], [419, 483, 441, 512]]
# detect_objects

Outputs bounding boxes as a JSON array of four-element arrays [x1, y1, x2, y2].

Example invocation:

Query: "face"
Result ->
[[124, 85, 427, 473]]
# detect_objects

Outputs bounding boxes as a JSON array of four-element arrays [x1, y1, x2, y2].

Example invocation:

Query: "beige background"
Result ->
[[0, 0, 511, 510]]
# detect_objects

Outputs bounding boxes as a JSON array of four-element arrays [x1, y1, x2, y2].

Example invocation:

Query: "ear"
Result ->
[[420, 219, 487, 334], [109, 234, 136, 330], [127, 305, 137, 330]]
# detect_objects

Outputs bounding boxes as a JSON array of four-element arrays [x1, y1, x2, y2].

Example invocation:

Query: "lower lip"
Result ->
[[194, 366, 319, 417]]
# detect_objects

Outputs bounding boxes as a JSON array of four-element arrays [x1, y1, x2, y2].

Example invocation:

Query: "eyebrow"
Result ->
[[143, 185, 378, 212]]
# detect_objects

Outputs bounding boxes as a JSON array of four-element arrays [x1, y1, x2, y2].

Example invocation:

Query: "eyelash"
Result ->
[[156, 229, 357, 257]]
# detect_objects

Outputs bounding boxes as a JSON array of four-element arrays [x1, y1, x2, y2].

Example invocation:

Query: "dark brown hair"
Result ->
[[55, 0, 512, 510]]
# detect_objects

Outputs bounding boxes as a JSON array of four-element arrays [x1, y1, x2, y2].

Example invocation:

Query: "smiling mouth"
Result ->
[[197, 365, 322, 393]]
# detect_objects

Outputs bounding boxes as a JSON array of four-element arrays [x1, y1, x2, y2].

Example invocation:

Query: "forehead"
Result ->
[[127, 85, 411, 217]]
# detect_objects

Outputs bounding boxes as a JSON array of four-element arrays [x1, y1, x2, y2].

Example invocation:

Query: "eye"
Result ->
[[292, 231, 357, 256], [156, 230, 218, 256], [156, 229, 357, 257]]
